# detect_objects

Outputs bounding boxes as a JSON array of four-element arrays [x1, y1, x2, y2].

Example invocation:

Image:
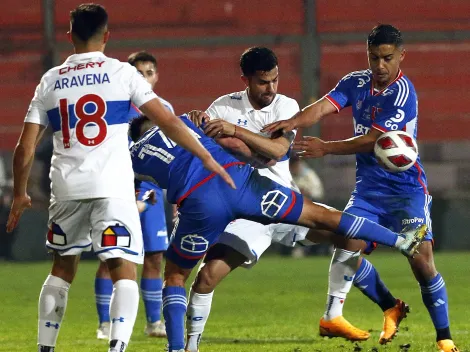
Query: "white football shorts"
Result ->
[[217, 202, 333, 268], [47, 198, 143, 264]]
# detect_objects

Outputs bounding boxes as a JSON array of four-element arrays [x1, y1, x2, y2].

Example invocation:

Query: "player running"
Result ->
[[129, 113, 426, 352], [6, 4, 233, 352], [263, 24, 459, 352], [94, 51, 172, 340]]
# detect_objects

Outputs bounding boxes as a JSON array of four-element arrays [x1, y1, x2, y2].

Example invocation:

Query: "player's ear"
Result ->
[[103, 31, 110, 44], [399, 48, 406, 63], [66, 31, 72, 43], [155, 72, 159, 84], [241, 75, 249, 87]]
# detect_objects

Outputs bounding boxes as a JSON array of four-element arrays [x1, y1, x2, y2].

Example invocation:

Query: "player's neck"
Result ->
[[73, 44, 105, 54]]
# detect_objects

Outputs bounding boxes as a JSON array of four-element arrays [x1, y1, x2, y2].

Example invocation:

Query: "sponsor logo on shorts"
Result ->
[[101, 224, 131, 247], [47, 223, 67, 246], [261, 190, 288, 218], [181, 234, 209, 254], [402, 217, 424, 226]]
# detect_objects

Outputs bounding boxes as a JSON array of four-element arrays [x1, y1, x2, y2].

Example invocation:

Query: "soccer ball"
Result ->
[[374, 131, 418, 173]]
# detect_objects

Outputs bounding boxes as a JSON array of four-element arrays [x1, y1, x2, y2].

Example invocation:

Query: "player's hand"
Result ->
[[201, 155, 236, 189], [204, 119, 236, 138], [6, 194, 32, 233], [187, 110, 210, 127], [293, 136, 329, 158], [261, 118, 297, 134]]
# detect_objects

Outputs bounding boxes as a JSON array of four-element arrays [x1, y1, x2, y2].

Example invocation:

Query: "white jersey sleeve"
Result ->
[[24, 77, 48, 126]]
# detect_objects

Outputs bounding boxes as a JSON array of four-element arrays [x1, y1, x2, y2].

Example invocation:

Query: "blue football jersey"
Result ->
[[130, 115, 239, 204], [326, 69, 428, 195]]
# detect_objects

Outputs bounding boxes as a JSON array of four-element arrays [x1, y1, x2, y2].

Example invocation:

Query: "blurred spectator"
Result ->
[[289, 155, 331, 257], [290, 155, 325, 201]]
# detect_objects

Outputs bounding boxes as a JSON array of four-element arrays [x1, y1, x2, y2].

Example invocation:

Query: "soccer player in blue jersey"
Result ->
[[263, 24, 459, 352], [129, 113, 426, 352], [94, 51, 172, 339]]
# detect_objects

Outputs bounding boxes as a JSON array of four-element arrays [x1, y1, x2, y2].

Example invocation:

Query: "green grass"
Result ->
[[1, 252, 469, 352]]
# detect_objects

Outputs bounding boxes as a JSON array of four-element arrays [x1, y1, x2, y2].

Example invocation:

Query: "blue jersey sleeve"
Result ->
[[372, 78, 417, 133], [325, 72, 359, 111]]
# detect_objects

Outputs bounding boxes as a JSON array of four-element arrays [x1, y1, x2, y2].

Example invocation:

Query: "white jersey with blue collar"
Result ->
[[206, 89, 300, 188]]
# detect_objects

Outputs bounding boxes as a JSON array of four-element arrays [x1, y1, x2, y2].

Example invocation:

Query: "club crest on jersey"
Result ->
[[101, 224, 131, 247], [237, 119, 248, 126], [47, 223, 67, 246]]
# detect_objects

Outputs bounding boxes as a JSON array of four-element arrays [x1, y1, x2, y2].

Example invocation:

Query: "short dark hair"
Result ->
[[240, 47, 278, 77], [128, 51, 158, 69], [367, 24, 403, 48], [129, 115, 155, 142], [70, 3, 108, 42]]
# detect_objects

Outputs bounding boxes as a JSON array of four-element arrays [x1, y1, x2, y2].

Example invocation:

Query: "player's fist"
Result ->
[[293, 136, 329, 159], [187, 110, 210, 127], [6, 194, 32, 233]]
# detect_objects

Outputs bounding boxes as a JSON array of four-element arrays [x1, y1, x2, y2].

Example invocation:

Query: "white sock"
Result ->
[[323, 249, 360, 321], [185, 289, 214, 352], [109, 279, 139, 346], [38, 275, 70, 347]]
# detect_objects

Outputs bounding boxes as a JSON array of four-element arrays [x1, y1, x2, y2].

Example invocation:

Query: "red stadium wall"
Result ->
[[1, 0, 470, 149]]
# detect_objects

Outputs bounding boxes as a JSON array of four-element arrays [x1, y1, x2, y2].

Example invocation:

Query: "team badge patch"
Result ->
[[101, 224, 131, 247], [47, 223, 67, 245]]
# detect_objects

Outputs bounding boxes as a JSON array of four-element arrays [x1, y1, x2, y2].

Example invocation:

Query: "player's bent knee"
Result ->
[[51, 252, 80, 283], [106, 257, 137, 282], [143, 251, 164, 273], [164, 258, 193, 287], [96, 260, 111, 278], [193, 266, 220, 293]]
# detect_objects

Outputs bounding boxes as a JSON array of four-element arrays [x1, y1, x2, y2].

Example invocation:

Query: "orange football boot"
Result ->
[[379, 299, 410, 344], [437, 339, 460, 352], [319, 316, 370, 341]]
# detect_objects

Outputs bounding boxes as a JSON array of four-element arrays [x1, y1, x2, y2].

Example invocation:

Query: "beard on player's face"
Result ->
[[247, 68, 278, 109]]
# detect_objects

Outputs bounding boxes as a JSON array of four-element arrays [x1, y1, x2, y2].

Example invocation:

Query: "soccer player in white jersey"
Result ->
[[5, 4, 233, 352], [94, 51, 173, 339], [184, 47, 310, 352], [264, 25, 459, 352]]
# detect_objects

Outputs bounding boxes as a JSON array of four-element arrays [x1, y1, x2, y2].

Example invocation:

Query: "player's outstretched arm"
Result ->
[[7, 122, 45, 232], [262, 98, 337, 134], [139, 98, 236, 189], [293, 128, 382, 158], [216, 136, 276, 168]]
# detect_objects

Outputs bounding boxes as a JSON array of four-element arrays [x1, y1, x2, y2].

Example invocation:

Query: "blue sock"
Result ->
[[420, 273, 451, 341], [163, 286, 187, 351], [95, 278, 113, 324], [338, 212, 398, 247], [141, 278, 163, 323], [353, 258, 396, 311]]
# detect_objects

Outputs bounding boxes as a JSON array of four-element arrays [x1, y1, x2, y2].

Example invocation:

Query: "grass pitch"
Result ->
[[0, 252, 469, 351]]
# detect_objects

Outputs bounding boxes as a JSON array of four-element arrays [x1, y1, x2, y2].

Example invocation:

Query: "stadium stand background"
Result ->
[[0, 0, 469, 259]]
